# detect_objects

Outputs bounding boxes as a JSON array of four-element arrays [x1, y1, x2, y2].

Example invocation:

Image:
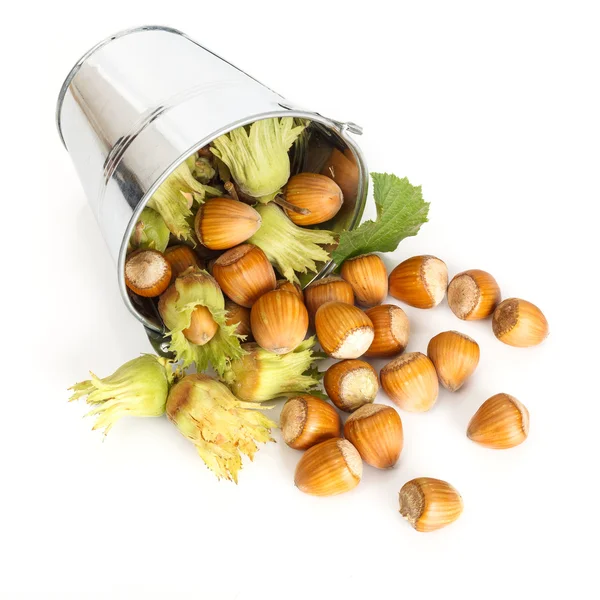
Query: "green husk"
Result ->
[[69, 355, 173, 436], [213, 155, 231, 183], [193, 157, 216, 184], [166, 374, 275, 482], [210, 117, 305, 204], [158, 270, 244, 375], [290, 119, 311, 174], [222, 337, 322, 402], [248, 203, 337, 284], [128, 207, 171, 253], [147, 161, 221, 242]]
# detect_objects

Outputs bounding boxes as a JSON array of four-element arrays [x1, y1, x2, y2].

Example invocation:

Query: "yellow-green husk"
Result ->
[[222, 337, 322, 402], [128, 207, 170, 253], [248, 204, 336, 283], [147, 160, 220, 242], [210, 117, 305, 204], [158, 270, 244, 375], [69, 355, 173, 435], [166, 374, 275, 482]]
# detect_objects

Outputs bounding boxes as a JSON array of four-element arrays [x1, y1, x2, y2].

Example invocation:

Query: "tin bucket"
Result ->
[[57, 25, 368, 353]]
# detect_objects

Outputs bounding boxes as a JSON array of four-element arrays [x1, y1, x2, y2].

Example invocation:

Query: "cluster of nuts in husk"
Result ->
[[280, 254, 547, 533]]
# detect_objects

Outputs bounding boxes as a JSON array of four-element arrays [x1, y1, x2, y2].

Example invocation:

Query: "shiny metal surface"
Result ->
[[57, 26, 368, 336]]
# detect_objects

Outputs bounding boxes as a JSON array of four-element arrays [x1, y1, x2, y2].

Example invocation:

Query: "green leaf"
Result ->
[[331, 172, 430, 264]]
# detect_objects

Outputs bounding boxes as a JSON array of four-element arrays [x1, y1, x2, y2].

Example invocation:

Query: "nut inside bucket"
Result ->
[[122, 117, 365, 336]]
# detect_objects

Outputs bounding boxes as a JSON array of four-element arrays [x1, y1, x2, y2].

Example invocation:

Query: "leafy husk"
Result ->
[[128, 207, 170, 253], [167, 374, 275, 482], [158, 270, 244, 375], [193, 157, 216, 184], [69, 355, 173, 436], [222, 337, 322, 402], [147, 161, 221, 242], [248, 204, 336, 284], [210, 117, 305, 203]]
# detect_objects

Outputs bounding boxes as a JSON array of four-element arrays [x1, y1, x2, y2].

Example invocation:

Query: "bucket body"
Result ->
[[57, 25, 368, 347]]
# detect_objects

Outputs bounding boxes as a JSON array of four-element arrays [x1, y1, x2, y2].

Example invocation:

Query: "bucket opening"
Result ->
[[121, 116, 367, 337]]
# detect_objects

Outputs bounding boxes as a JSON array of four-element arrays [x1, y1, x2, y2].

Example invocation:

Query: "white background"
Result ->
[[1, 1, 598, 598]]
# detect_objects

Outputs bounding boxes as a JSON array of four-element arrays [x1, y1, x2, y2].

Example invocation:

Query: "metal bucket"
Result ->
[[57, 25, 368, 352]]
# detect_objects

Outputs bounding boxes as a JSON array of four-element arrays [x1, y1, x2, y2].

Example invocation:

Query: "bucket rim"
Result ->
[[117, 110, 369, 333]]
